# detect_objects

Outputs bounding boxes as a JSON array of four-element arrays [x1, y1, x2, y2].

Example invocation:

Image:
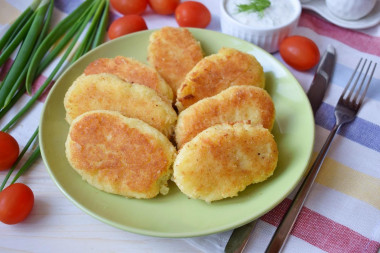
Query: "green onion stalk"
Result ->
[[0, 0, 40, 55], [0, 0, 109, 190], [4, 0, 55, 108], [25, 0, 94, 91], [0, 0, 51, 109], [0, 0, 54, 119], [0, 12, 37, 68]]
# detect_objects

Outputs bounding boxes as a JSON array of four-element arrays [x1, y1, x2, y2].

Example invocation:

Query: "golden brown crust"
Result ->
[[175, 86, 275, 149], [176, 47, 265, 111], [173, 123, 278, 202], [64, 73, 177, 137], [66, 110, 176, 199], [84, 56, 173, 103], [147, 27, 204, 97]]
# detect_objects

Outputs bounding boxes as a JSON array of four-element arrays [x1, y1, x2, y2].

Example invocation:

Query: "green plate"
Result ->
[[39, 29, 314, 238]]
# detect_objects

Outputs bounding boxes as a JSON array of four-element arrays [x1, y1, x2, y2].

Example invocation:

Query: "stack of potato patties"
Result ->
[[64, 26, 278, 203], [151, 28, 278, 203], [64, 55, 178, 199]]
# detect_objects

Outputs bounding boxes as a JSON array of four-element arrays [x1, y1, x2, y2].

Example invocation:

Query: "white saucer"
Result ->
[[302, 0, 380, 29]]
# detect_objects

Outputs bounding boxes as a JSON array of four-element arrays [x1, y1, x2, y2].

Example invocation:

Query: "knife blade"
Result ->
[[307, 44, 336, 114], [224, 45, 336, 253]]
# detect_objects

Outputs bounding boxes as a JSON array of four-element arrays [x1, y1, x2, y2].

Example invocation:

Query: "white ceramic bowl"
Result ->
[[220, 0, 301, 53], [325, 0, 377, 21]]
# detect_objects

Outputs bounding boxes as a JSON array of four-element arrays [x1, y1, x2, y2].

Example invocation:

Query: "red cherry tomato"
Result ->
[[110, 0, 148, 15], [279, 36, 320, 71], [148, 0, 180, 15], [108, 15, 148, 40], [0, 131, 19, 171], [0, 183, 34, 225], [175, 1, 211, 28]]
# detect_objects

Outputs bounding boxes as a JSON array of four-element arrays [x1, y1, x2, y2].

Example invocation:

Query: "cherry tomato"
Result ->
[[175, 1, 211, 28], [0, 131, 19, 171], [279, 36, 320, 71], [0, 183, 34, 225], [148, 0, 180, 15], [110, 0, 148, 15], [108, 15, 148, 40]]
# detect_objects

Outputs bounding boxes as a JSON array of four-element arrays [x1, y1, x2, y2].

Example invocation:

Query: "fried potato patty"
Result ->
[[175, 86, 275, 149], [176, 47, 265, 111], [148, 27, 203, 97], [66, 110, 177, 199], [64, 73, 177, 137], [84, 56, 173, 103], [173, 123, 278, 202]]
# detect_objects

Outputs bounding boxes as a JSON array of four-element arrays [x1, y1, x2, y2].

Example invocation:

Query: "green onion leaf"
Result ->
[[11, 145, 41, 185], [71, 0, 105, 62], [25, 0, 94, 90], [92, 0, 109, 49], [0, 12, 36, 68], [0, 0, 40, 52], [0, 0, 50, 108]]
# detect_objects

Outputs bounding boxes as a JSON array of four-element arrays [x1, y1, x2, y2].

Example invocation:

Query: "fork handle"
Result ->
[[265, 123, 341, 253]]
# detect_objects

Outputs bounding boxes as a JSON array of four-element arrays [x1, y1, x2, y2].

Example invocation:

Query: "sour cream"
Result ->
[[225, 0, 297, 28]]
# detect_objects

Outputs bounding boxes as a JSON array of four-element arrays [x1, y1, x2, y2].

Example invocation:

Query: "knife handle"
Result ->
[[265, 123, 340, 253], [225, 220, 258, 253]]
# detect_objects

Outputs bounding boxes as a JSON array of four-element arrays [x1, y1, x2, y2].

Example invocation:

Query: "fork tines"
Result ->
[[340, 58, 377, 110]]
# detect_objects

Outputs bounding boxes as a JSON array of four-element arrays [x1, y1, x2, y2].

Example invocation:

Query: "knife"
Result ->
[[224, 45, 336, 253], [265, 45, 336, 253], [307, 44, 336, 114]]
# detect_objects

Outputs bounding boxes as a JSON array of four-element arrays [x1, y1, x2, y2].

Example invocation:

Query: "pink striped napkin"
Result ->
[[0, 1, 379, 252]]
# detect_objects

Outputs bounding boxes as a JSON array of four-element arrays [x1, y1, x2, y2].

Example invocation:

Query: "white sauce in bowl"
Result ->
[[226, 0, 297, 28]]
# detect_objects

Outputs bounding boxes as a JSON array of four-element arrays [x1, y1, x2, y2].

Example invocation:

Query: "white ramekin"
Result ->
[[325, 0, 376, 21], [220, 0, 301, 53]]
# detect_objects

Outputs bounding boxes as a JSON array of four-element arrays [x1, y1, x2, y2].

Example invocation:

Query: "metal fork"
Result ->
[[265, 58, 377, 253]]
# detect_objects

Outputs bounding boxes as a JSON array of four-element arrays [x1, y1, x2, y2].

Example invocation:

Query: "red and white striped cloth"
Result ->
[[0, 1, 379, 252]]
